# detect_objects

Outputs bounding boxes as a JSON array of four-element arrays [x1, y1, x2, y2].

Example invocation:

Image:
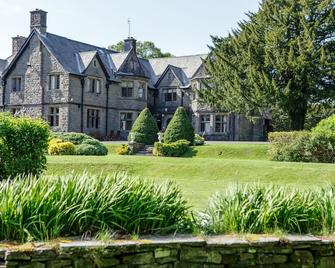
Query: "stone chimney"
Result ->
[[12, 36, 26, 55], [30, 9, 47, 34], [124, 37, 137, 53]]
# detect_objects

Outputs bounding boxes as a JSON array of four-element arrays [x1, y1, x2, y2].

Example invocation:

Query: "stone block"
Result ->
[[19, 262, 45, 268], [154, 248, 178, 259], [291, 250, 314, 264], [6, 251, 31, 261], [317, 256, 335, 268], [256, 254, 288, 264], [46, 259, 72, 268], [180, 247, 221, 264], [122, 252, 154, 265], [92, 256, 120, 267]]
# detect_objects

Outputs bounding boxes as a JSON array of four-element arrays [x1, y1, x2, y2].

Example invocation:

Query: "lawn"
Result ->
[[46, 143, 335, 209]]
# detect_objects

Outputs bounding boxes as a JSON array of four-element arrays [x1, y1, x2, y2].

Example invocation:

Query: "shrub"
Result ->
[[128, 108, 159, 145], [51, 132, 108, 156], [194, 134, 205, 146], [312, 114, 335, 138], [51, 132, 93, 145], [0, 113, 49, 179], [164, 107, 195, 144], [0, 173, 190, 241], [198, 184, 335, 235], [153, 140, 190, 157], [116, 144, 130, 155], [48, 138, 76, 155], [268, 130, 335, 163]]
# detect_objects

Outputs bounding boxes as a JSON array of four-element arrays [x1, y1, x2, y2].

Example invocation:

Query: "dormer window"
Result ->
[[12, 77, 22, 92], [49, 75, 60, 90], [121, 82, 134, 98]]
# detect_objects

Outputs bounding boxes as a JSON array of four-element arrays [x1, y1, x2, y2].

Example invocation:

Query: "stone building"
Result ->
[[0, 9, 269, 141]]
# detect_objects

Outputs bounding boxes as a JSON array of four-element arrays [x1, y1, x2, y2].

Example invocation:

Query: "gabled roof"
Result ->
[[110, 51, 130, 70], [149, 54, 208, 84], [77, 51, 97, 72], [155, 64, 190, 88]]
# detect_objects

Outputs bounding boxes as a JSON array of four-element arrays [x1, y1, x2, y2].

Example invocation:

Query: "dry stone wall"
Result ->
[[1, 235, 335, 268]]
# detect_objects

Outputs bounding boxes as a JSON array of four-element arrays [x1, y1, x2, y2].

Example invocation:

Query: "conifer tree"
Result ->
[[200, 0, 335, 130], [164, 107, 195, 143], [128, 108, 159, 145]]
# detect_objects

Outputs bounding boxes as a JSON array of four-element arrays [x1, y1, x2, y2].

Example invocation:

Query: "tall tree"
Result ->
[[108, 41, 172, 59], [200, 0, 335, 130]]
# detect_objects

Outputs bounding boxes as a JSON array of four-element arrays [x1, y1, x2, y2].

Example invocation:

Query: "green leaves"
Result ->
[[201, 0, 335, 130]]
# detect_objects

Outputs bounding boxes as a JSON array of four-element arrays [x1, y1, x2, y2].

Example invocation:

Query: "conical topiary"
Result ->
[[128, 108, 159, 145], [164, 107, 195, 143]]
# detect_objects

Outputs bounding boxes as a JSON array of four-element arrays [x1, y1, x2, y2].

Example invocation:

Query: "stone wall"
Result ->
[[1, 235, 335, 267]]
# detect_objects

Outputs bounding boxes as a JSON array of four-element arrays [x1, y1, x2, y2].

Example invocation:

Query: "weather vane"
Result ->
[[128, 18, 131, 38]]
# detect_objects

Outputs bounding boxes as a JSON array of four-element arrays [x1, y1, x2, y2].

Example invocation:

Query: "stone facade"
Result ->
[[0, 9, 269, 141], [0, 235, 335, 267]]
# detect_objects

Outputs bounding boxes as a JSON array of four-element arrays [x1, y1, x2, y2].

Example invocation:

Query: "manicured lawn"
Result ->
[[46, 143, 335, 209]]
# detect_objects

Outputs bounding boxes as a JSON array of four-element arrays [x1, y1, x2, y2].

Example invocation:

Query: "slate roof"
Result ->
[[1, 29, 208, 88], [0, 59, 7, 76]]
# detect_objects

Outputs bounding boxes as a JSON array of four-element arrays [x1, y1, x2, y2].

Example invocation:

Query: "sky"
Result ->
[[0, 0, 260, 59]]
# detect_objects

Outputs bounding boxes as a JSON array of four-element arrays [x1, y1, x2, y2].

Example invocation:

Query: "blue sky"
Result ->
[[0, 0, 260, 59]]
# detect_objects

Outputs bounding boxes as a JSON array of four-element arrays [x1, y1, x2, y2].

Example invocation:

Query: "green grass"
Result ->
[[46, 143, 335, 209]]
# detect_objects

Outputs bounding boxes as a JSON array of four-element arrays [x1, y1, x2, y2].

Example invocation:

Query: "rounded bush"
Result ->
[[164, 107, 195, 144], [312, 115, 335, 138], [48, 139, 76, 155], [51, 132, 94, 145], [153, 140, 190, 157], [81, 139, 108, 155], [128, 108, 159, 145], [194, 134, 205, 146]]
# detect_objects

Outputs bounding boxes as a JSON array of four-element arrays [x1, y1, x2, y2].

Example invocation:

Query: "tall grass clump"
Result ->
[[0, 173, 190, 242], [198, 184, 335, 235]]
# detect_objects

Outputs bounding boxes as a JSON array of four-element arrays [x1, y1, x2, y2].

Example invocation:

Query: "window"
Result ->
[[120, 112, 133, 131], [93, 60, 97, 67], [87, 109, 100, 129], [138, 82, 146, 99], [200, 114, 211, 133], [12, 77, 22, 92], [215, 115, 228, 133], [163, 88, 177, 102], [49, 75, 60, 90], [88, 78, 102, 94], [10, 108, 21, 116], [48, 107, 59, 127], [121, 82, 134, 97]]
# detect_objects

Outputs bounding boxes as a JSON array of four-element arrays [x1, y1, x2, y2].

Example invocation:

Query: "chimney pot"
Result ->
[[12, 36, 27, 55], [124, 37, 137, 53]]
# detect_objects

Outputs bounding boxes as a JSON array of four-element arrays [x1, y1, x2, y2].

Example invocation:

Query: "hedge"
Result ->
[[0, 113, 49, 179], [153, 140, 190, 157]]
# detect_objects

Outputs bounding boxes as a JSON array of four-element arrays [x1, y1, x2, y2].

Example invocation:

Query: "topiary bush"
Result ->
[[128, 108, 159, 145], [50, 132, 108, 156], [164, 107, 195, 144], [48, 138, 76, 155], [153, 140, 190, 157], [0, 113, 49, 179]]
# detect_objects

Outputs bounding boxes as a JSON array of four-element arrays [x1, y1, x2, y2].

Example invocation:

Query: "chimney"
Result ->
[[30, 9, 47, 34], [12, 36, 27, 55], [124, 37, 137, 53]]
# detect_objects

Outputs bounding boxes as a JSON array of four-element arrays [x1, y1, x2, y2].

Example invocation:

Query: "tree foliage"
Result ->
[[164, 107, 195, 143], [200, 0, 335, 130], [109, 40, 172, 59], [128, 108, 159, 145]]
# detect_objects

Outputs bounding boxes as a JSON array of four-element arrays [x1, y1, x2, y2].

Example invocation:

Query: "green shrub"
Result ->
[[0, 113, 49, 179], [312, 114, 335, 138], [52, 132, 108, 156], [116, 144, 130, 155], [153, 140, 190, 157], [48, 138, 76, 155], [51, 132, 93, 145], [194, 134, 205, 146], [198, 184, 335, 235], [128, 108, 159, 145], [269, 130, 335, 163], [164, 107, 195, 144], [0, 173, 190, 241]]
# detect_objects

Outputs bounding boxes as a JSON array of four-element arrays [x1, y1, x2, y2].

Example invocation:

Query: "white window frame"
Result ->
[[121, 81, 134, 98], [214, 114, 228, 134], [49, 74, 60, 90], [200, 114, 211, 134], [120, 112, 133, 131]]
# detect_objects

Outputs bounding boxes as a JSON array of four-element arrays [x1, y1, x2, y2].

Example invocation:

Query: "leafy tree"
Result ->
[[164, 107, 194, 143], [128, 108, 159, 145], [200, 0, 335, 130], [109, 40, 172, 59]]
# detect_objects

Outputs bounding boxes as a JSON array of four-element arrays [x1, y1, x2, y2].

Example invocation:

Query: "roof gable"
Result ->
[[117, 49, 147, 78], [155, 65, 190, 88]]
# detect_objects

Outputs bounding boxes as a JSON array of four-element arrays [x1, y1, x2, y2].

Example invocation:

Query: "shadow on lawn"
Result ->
[[182, 147, 198, 158]]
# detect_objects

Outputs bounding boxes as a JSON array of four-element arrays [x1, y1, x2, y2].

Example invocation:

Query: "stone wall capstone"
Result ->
[[1, 235, 335, 267]]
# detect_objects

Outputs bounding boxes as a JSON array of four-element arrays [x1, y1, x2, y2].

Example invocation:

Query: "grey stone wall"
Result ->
[[1, 235, 335, 267]]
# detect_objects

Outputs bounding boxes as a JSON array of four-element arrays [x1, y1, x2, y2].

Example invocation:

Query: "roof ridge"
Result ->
[[149, 53, 208, 61], [45, 32, 117, 53]]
